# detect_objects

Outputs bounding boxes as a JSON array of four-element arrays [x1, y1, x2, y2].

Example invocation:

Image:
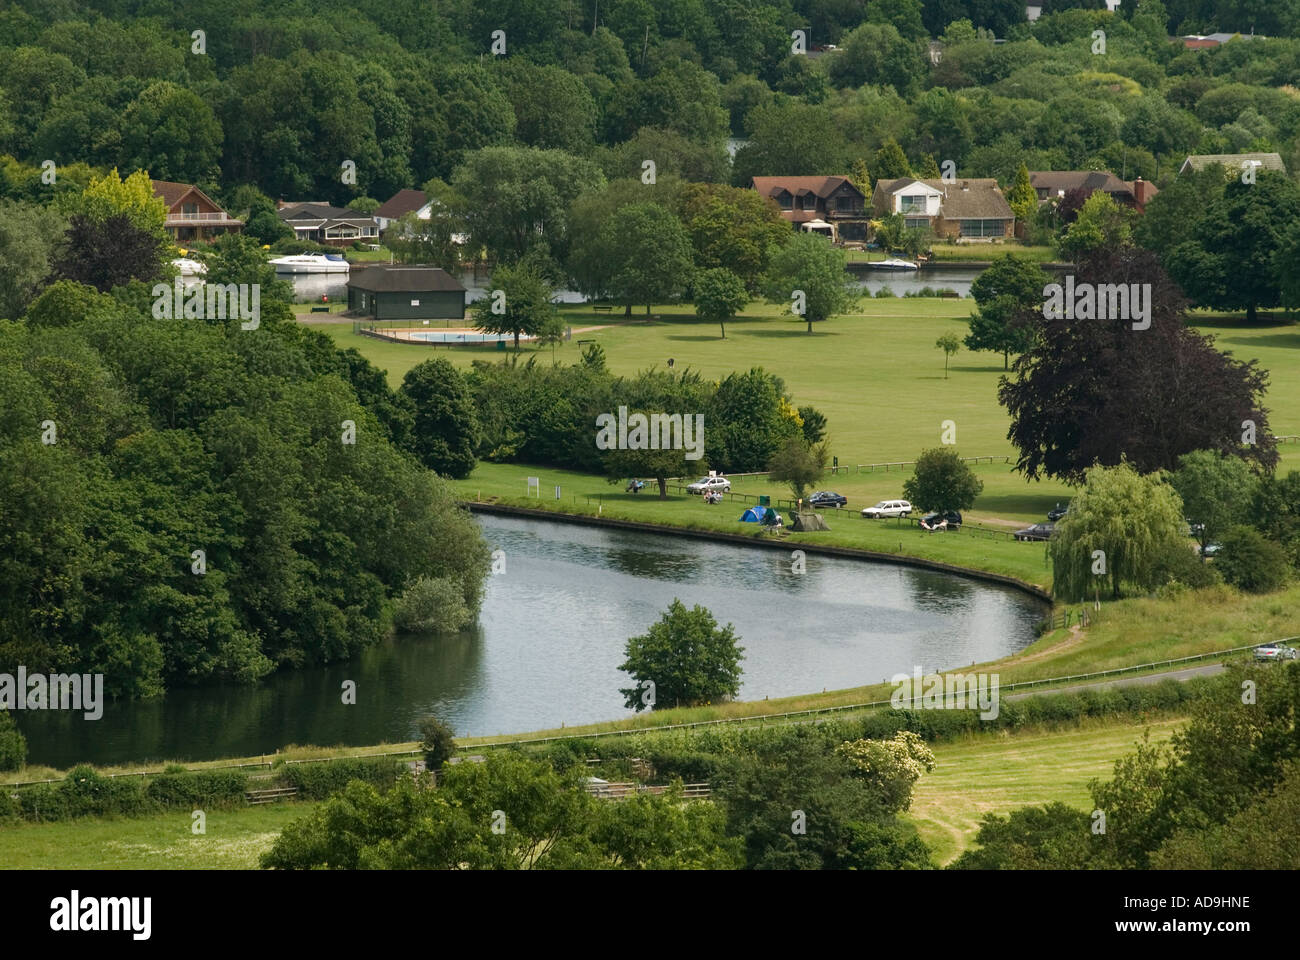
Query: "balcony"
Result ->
[[164, 211, 242, 226]]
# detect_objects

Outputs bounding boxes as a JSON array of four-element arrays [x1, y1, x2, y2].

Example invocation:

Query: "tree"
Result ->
[[707, 368, 803, 472], [1006, 162, 1037, 224], [383, 179, 465, 272], [473, 260, 558, 350], [1249, 471, 1300, 567], [767, 437, 830, 502], [1169, 449, 1256, 562], [1048, 461, 1187, 601], [400, 358, 481, 479], [763, 233, 860, 334], [693, 267, 748, 339], [828, 22, 925, 95], [935, 334, 961, 378], [418, 715, 458, 771], [797, 405, 828, 444], [0, 200, 66, 320], [243, 199, 294, 246], [619, 600, 744, 711], [950, 802, 1095, 869], [998, 248, 1277, 483], [1057, 190, 1131, 260], [730, 103, 854, 185], [1165, 173, 1300, 323], [849, 158, 872, 195], [836, 732, 936, 814], [597, 203, 695, 316], [677, 183, 791, 290], [865, 0, 928, 41], [873, 137, 913, 180], [902, 447, 984, 514], [53, 213, 169, 293], [204, 233, 293, 303], [451, 146, 604, 268], [601, 369, 712, 498], [964, 255, 1045, 369], [1214, 526, 1292, 593], [119, 81, 223, 185]]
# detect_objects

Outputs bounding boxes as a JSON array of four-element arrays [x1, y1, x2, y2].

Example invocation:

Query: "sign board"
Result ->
[[527, 476, 540, 497]]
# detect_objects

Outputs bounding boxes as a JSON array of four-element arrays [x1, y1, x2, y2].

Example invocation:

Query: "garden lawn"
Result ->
[[0, 802, 319, 869], [906, 717, 1184, 866]]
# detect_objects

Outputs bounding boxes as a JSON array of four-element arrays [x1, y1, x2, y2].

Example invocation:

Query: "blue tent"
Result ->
[[739, 506, 779, 524]]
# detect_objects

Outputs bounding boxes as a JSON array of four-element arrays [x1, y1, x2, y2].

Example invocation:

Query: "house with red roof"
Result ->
[[749, 175, 870, 244], [150, 180, 242, 243]]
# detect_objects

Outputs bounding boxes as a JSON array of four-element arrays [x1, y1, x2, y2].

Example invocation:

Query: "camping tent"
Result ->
[[739, 506, 780, 524]]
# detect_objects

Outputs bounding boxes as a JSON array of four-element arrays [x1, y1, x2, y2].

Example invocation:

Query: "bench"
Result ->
[[310, 306, 331, 313], [592, 304, 613, 313]]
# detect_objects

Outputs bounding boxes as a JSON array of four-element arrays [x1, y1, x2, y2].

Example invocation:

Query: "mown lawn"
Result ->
[[0, 802, 318, 870], [307, 301, 1300, 480], [907, 717, 1184, 866]]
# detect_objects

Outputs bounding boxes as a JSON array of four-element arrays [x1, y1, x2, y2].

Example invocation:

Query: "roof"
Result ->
[[373, 189, 430, 220], [347, 265, 465, 294], [750, 176, 863, 200], [151, 179, 227, 212], [1180, 152, 1286, 174], [1029, 170, 1133, 197], [875, 178, 1014, 220]]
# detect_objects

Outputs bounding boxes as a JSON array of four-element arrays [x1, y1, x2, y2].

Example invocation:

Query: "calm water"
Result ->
[[854, 265, 980, 297], [15, 515, 1045, 767]]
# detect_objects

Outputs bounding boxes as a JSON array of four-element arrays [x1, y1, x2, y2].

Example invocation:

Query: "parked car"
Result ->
[[1014, 522, 1055, 542], [1047, 501, 1071, 522], [861, 499, 913, 518], [920, 510, 962, 531], [1197, 541, 1222, 557], [1254, 640, 1299, 662], [808, 490, 847, 509], [686, 476, 731, 495]]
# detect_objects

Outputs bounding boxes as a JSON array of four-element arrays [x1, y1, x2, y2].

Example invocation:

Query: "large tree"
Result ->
[[998, 248, 1277, 483], [400, 358, 481, 479], [902, 447, 984, 514], [1048, 461, 1188, 601], [473, 260, 557, 350], [0, 200, 65, 320], [1165, 172, 1300, 323], [964, 255, 1046, 369], [594, 203, 695, 316], [677, 182, 791, 290], [763, 232, 860, 334], [618, 600, 745, 711], [1169, 449, 1256, 562], [692, 266, 749, 339]]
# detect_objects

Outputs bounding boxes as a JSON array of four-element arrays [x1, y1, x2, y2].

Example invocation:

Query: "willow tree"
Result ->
[[1048, 461, 1186, 602]]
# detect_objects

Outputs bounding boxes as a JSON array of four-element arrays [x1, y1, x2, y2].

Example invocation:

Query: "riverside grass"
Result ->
[[0, 716, 1182, 869]]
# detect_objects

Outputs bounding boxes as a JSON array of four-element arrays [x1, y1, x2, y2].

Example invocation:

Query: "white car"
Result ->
[[686, 476, 731, 495], [861, 499, 913, 518]]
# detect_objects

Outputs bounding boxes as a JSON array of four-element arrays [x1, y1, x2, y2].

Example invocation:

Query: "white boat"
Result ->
[[172, 257, 207, 276], [269, 253, 350, 274], [866, 258, 919, 271]]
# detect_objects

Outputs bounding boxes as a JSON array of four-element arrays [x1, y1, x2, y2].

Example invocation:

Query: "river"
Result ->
[[15, 514, 1046, 768]]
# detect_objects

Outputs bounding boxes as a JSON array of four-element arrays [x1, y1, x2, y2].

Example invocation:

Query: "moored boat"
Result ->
[[269, 253, 351, 274]]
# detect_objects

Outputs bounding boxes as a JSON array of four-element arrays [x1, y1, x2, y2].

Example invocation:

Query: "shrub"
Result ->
[[419, 715, 458, 770], [394, 576, 471, 633], [1215, 525, 1292, 593], [0, 712, 26, 771], [874, 285, 896, 298], [146, 770, 248, 808], [282, 757, 406, 799]]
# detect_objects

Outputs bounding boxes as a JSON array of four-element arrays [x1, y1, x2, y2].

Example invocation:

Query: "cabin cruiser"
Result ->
[[269, 253, 350, 274], [171, 257, 207, 276]]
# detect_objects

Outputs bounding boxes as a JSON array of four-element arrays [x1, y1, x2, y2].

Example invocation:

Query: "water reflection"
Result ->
[[16, 514, 1045, 767]]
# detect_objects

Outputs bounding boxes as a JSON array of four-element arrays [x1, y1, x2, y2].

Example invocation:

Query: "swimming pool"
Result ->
[[405, 330, 534, 343]]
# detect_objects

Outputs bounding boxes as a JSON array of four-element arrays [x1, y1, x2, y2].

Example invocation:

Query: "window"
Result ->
[[801, 195, 816, 210], [959, 219, 1007, 238], [410, 299, 420, 307], [777, 193, 792, 209], [900, 195, 926, 213], [836, 197, 857, 213], [905, 217, 928, 230]]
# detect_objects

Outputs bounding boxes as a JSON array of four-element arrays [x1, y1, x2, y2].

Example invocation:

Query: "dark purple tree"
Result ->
[[998, 247, 1277, 484], [52, 213, 169, 293]]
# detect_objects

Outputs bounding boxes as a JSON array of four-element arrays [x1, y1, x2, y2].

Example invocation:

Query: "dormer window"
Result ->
[[777, 192, 792, 210], [900, 195, 926, 213], [802, 195, 816, 211]]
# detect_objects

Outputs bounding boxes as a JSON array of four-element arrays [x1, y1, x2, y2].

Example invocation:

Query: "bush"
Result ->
[[419, 715, 458, 770], [394, 576, 471, 633], [282, 757, 406, 799], [146, 770, 248, 808], [874, 285, 896, 298], [1215, 526, 1292, 593], [0, 712, 26, 771], [1152, 538, 1223, 591]]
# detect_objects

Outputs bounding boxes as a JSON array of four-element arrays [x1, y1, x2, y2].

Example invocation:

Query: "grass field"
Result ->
[[0, 802, 319, 869], [843, 244, 1059, 264], [0, 716, 1181, 869], [908, 717, 1183, 865]]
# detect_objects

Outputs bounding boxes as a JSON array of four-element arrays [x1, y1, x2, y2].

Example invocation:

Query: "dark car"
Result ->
[[1014, 522, 1055, 542], [808, 490, 847, 509], [1047, 502, 1071, 522], [920, 510, 962, 531]]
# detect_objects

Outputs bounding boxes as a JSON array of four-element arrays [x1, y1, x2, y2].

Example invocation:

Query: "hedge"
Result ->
[[280, 756, 407, 799], [1, 765, 248, 824]]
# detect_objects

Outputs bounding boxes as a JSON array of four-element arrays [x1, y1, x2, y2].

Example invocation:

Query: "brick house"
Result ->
[[151, 180, 243, 243]]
